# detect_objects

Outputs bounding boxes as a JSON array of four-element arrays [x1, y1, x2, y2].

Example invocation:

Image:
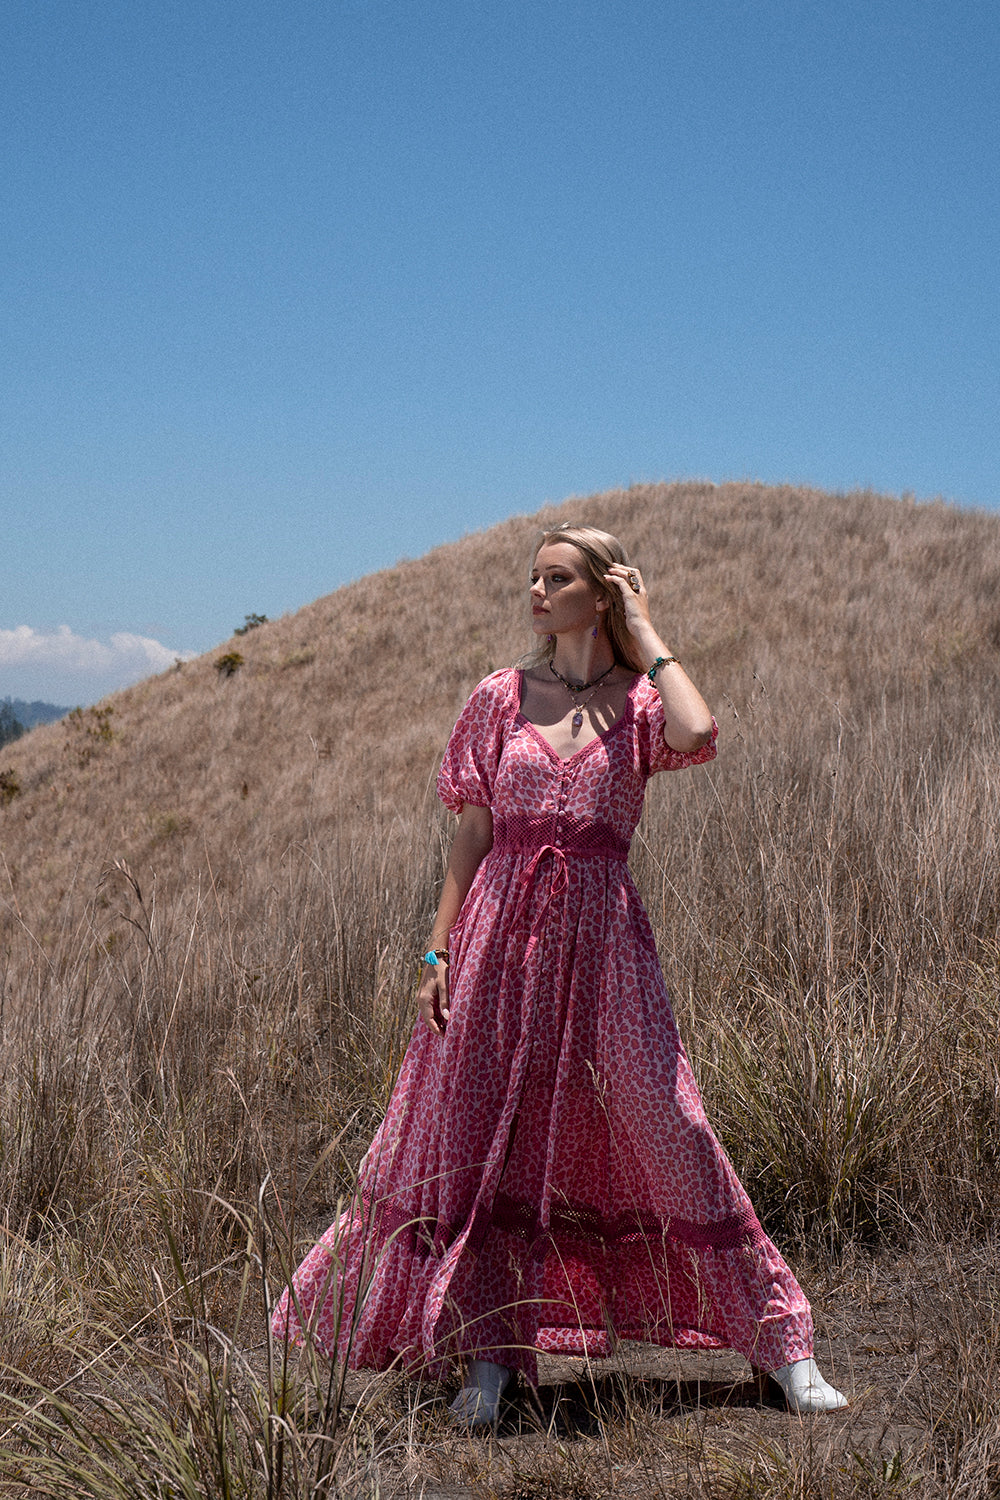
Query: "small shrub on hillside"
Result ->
[[0, 767, 20, 804], [234, 612, 268, 635], [62, 704, 115, 767], [281, 647, 316, 668], [215, 651, 244, 678], [148, 811, 191, 842]]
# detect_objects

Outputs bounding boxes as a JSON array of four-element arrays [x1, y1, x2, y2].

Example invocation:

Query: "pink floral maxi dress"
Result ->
[[272, 669, 813, 1381]]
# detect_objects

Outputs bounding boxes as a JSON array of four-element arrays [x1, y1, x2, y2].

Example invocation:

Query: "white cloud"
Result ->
[[0, 626, 198, 706]]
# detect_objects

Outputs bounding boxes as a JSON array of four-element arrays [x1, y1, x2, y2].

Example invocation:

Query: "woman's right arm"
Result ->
[[416, 803, 494, 1035]]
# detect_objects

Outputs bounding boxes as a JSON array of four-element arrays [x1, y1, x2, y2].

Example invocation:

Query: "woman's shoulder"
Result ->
[[468, 666, 520, 703], [454, 667, 520, 723]]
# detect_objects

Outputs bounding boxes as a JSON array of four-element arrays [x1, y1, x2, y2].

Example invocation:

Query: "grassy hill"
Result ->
[[1, 480, 1000, 1497], [3, 480, 998, 933]]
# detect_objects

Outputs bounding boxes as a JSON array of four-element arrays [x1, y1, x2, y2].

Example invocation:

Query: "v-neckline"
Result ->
[[514, 668, 638, 766]]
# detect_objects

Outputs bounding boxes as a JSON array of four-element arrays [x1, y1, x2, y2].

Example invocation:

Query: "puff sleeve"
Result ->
[[436, 669, 518, 814], [633, 676, 719, 778]]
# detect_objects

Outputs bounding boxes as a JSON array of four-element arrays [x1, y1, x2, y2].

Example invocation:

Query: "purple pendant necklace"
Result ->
[[549, 660, 615, 729]]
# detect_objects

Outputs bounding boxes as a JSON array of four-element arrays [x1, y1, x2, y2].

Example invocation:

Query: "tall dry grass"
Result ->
[[1, 481, 1000, 1495]]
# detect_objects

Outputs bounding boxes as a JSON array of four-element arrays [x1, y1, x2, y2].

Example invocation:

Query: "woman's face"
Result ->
[[529, 542, 605, 637]]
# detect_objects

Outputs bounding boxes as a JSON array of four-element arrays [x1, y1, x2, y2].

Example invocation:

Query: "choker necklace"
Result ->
[[549, 660, 615, 729]]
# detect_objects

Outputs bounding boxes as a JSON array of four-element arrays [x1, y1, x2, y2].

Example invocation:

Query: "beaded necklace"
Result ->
[[548, 660, 615, 729]]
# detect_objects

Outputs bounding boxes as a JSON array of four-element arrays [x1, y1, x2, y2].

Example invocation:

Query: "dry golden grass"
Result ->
[[1, 480, 999, 1496]]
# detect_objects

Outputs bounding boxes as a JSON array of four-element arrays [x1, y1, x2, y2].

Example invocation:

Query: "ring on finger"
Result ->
[[627, 570, 640, 593]]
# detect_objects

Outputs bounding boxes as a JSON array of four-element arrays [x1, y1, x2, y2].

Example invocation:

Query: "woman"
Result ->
[[272, 524, 847, 1422]]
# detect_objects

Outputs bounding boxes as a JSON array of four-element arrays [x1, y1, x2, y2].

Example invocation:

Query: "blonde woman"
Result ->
[[273, 524, 846, 1422]]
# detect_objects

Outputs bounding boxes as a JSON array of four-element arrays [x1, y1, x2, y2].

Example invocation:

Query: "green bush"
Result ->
[[234, 612, 268, 635], [215, 651, 244, 678]]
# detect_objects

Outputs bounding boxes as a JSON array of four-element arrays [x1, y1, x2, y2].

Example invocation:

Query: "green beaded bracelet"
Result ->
[[647, 655, 679, 682]]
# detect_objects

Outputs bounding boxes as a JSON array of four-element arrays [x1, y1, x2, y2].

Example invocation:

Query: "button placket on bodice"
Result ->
[[470, 750, 622, 1249]]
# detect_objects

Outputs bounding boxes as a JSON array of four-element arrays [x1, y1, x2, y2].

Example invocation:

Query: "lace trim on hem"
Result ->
[[359, 1187, 765, 1257]]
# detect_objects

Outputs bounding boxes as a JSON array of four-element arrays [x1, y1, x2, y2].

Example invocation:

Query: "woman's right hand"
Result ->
[[417, 962, 450, 1036]]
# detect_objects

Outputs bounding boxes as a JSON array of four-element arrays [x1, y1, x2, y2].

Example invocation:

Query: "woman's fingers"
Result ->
[[417, 986, 443, 1034], [604, 566, 652, 629], [417, 967, 449, 1035], [604, 563, 644, 596]]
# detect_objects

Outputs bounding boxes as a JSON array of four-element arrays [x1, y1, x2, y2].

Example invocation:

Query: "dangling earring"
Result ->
[[547, 634, 554, 643], [592, 623, 599, 639]]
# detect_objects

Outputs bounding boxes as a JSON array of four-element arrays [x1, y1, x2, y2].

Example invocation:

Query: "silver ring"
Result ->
[[627, 571, 640, 593]]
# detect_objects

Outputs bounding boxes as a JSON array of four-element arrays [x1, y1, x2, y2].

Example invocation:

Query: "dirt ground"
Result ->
[[335, 1239, 999, 1498]]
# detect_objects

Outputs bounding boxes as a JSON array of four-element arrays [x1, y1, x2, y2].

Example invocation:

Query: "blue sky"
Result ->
[[3, 0, 998, 705]]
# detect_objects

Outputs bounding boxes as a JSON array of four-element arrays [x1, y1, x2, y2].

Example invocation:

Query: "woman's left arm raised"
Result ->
[[604, 563, 714, 754]]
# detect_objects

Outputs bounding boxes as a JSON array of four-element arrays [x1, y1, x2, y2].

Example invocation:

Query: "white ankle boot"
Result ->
[[448, 1358, 512, 1427], [771, 1357, 847, 1412]]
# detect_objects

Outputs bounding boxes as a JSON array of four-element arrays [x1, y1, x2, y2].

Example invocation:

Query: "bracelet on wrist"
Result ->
[[647, 655, 680, 682], [422, 948, 450, 966]]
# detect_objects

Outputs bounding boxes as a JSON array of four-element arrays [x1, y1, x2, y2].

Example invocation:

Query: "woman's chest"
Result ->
[[493, 720, 645, 824]]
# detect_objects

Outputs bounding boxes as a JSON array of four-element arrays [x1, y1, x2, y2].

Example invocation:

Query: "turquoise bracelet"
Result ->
[[647, 654, 680, 682]]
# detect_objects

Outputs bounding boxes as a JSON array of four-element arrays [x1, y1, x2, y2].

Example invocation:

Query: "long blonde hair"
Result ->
[[521, 523, 647, 672]]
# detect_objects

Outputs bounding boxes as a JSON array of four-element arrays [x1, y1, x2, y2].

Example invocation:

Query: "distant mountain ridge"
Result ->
[[2, 698, 70, 729], [0, 697, 69, 748]]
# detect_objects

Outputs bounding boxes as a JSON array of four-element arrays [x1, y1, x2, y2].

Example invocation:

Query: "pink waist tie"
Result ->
[[492, 814, 630, 962], [461, 814, 632, 1254]]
